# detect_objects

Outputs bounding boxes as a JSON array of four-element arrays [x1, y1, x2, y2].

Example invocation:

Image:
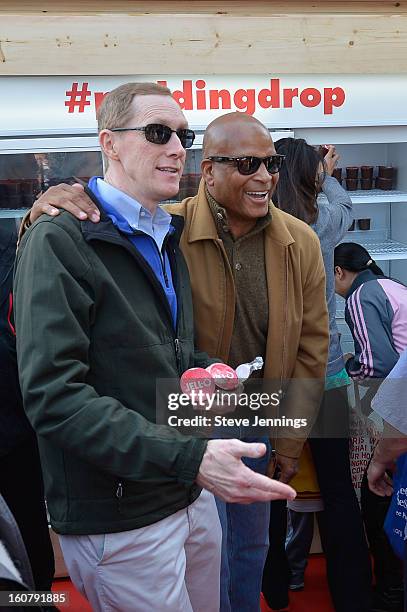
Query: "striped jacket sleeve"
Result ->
[[345, 280, 400, 379]]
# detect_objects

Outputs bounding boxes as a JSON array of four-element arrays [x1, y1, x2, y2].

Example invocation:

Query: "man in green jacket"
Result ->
[[14, 82, 295, 612]]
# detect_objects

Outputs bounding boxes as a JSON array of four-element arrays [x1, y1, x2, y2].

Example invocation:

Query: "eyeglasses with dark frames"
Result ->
[[207, 155, 285, 175], [110, 123, 195, 149]]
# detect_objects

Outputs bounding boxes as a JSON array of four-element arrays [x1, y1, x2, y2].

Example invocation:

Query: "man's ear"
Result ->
[[201, 159, 215, 187], [334, 265, 343, 279], [99, 129, 120, 163]]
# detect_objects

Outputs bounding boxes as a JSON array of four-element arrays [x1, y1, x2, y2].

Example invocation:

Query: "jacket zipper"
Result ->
[[174, 338, 181, 373], [116, 481, 123, 512], [157, 239, 180, 371], [167, 245, 183, 375], [162, 264, 169, 287], [160, 235, 170, 288], [150, 236, 170, 288]]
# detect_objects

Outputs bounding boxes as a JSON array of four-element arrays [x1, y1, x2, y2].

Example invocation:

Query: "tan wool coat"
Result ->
[[167, 180, 329, 458]]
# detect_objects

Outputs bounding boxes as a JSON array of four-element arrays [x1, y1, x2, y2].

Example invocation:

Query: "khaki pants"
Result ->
[[59, 490, 221, 612]]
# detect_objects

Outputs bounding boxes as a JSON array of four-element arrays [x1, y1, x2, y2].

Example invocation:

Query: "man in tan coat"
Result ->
[[28, 111, 328, 612]]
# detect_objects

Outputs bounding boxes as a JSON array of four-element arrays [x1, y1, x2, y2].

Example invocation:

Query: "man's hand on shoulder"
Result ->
[[30, 183, 100, 225], [196, 439, 296, 503]]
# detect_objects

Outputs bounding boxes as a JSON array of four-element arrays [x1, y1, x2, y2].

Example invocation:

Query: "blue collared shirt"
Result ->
[[88, 177, 178, 328]]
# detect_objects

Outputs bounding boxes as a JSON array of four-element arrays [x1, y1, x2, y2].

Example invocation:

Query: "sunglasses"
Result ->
[[110, 123, 196, 149], [208, 155, 285, 175]]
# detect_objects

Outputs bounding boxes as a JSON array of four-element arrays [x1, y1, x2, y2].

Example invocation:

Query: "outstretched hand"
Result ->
[[197, 439, 296, 504]]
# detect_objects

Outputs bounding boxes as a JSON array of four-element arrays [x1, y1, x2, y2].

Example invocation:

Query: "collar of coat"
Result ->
[[82, 185, 185, 245], [186, 179, 296, 247]]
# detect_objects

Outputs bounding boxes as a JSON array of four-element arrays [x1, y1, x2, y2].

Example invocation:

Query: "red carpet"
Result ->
[[261, 554, 334, 612], [52, 579, 91, 611], [53, 554, 333, 611]]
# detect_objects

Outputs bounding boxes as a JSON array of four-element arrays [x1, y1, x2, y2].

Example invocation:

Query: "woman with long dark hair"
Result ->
[[262, 138, 372, 612], [274, 138, 354, 380]]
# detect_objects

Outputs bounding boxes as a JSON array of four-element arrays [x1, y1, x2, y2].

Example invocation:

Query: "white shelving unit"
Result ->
[[319, 189, 407, 205], [319, 187, 407, 261], [356, 239, 407, 260], [340, 230, 407, 260]]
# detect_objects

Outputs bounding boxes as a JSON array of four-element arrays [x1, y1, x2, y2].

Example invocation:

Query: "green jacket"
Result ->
[[13, 197, 212, 535]]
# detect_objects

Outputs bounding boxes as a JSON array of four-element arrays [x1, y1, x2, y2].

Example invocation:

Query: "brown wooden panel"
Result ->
[[1, 12, 407, 74], [0, 1, 407, 14]]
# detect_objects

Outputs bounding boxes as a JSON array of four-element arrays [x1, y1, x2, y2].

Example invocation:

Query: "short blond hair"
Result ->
[[97, 82, 172, 132], [97, 82, 173, 169]]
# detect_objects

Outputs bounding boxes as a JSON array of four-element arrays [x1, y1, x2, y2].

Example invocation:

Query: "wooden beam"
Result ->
[[1, 12, 407, 74], [0, 1, 407, 14]]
